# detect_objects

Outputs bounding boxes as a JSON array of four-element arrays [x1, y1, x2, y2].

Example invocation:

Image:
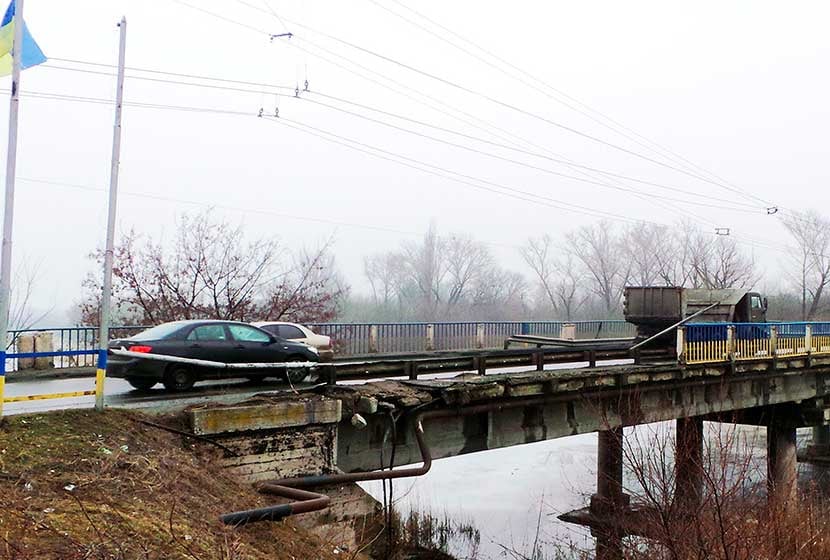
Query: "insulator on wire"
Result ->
[[274, 107, 279, 118], [295, 85, 299, 98], [304, 79, 309, 92], [715, 227, 730, 236], [766, 207, 778, 215], [257, 108, 263, 117]]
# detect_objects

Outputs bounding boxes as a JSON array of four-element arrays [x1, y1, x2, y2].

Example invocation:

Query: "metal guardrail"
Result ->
[[7, 325, 144, 369], [680, 322, 830, 364], [5, 320, 637, 370]]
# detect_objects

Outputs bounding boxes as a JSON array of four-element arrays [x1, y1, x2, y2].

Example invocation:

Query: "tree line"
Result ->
[[75, 210, 830, 326]]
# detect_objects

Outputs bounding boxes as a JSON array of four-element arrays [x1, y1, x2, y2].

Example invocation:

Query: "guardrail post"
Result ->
[[477, 355, 487, 376], [676, 327, 686, 364], [562, 323, 576, 341], [535, 350, 544, 371], [324, 364, 336, 385], [726, 325, 735, 362], [769, 325, 778, 360], [425, 324, 434, 351], [806, 324, 813, 356], [405, 361, 417, 380], [476, 323, 485, 349], [368, 325, 378, 354]]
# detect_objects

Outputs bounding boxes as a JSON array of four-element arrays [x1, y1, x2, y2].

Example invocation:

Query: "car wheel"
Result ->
[[282, 355, 310, 384], [125, 376, 157, 390], [163, 365, 196, 392]]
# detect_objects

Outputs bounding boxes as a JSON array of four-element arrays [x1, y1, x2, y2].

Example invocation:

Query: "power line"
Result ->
[[243, 7, 773, 203], [169, 0, 274, 35], [14, 176, 524, 249], [42, 63, 294, 97], [49, 57, 296, 92], [372, 0, 775, 207], [7, 86, 803, 255], [301, 93, 763, 213], [267, 115, 649, 225], [188, 0, 797, 228]]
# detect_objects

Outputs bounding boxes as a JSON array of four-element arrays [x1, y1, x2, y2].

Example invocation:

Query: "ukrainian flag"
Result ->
[[0, 0, 45, 76]]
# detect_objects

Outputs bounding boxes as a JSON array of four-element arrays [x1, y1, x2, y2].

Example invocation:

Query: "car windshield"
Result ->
[[130, 322, 187, 341]]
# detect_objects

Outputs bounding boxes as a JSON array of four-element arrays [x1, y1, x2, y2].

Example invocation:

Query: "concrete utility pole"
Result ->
[[0, 0, 27, 417], [96, 16, 127, 412]]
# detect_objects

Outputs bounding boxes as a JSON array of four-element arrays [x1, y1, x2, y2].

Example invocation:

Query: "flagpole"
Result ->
[[0, 0, 26, 417], [96, 16, 127, 412]]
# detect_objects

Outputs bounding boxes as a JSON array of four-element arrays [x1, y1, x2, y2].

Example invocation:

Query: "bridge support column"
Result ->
[[767, 422, 797, 514], [591, 427, 629, 560], [809, 425, 830, 455], [675, 417, 703, 512]]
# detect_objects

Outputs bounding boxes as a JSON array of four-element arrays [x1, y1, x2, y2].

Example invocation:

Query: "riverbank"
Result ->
[[0, 408, 361, 559]]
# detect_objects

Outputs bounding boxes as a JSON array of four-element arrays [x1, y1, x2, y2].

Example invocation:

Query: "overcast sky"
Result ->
[[3, 0, 829, 322]]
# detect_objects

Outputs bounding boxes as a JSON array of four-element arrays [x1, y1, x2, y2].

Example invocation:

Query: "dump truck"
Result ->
[[623, 286, 768, 343]]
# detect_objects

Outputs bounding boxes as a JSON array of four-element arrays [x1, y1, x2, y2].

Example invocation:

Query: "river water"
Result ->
[[360, 423, 827, 559]]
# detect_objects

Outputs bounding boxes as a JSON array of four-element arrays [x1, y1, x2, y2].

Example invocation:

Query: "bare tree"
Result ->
[[566, 222, 630, 315], [781, 211, 830, 320], [521, 235, 585, 320], [680, 224, 757, 289], [9, 259, 52, 330], [364, 253, 403, 308], [362, 225, 526, 321], [79, 211, 345, 325]]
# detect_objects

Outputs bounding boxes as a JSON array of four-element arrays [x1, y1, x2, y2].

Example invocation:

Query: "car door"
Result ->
[[227, 324, 284, 364], [183, 324, 234, 363]]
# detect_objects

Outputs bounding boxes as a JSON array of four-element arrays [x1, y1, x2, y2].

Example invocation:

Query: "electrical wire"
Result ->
[[371, 0, 775, 207], [37, 60, 762, 215], [299, 94, 762, 213], [5, 87, 804, 255], [243, 5, 772, 203], [185, 0, 808, 232]]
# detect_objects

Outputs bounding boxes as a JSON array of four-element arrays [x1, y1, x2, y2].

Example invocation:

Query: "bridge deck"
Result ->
[[320, 355, 830, 472]]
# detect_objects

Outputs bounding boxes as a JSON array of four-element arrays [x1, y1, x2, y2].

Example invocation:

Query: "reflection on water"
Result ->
[[360, 423, 830, 559]]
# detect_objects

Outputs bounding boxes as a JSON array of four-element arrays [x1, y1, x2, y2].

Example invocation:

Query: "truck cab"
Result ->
[[736, 292, 767, 323]]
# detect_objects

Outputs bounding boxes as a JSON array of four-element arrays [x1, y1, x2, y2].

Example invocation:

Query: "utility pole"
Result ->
[[0, 0, 27, 417], [96, 16, 127, 412]]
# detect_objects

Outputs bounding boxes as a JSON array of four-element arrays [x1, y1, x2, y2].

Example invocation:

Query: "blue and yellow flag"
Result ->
[[0, 0, 46, 76]]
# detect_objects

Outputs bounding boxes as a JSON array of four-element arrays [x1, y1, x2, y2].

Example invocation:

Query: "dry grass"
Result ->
[[614, 422, 830, 560], [0, 409, 358, 560]]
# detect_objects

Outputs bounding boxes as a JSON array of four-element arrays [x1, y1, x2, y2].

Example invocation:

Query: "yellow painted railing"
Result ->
[[680, 323, 830, 365]]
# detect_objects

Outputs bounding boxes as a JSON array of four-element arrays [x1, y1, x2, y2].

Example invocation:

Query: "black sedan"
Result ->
[[107, 320, 320, 391]]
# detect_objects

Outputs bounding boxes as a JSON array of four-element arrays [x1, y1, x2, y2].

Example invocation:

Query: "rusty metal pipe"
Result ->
[[220, 395, 559, 526], [220, 485, 331, 526]]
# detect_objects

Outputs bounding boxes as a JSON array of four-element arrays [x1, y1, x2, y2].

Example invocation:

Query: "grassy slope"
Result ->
[[0, 409, 353, 560]]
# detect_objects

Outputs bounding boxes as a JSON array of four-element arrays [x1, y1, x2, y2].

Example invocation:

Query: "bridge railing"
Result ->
[[5, 320, 638, 371], [680, 322, 830, 364], [6, 326, 146, 371], [307, 320, 636, 356]]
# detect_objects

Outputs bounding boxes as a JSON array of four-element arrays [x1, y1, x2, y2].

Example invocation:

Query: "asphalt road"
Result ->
[[2, 375, 315, 416], [3, 358, 632, 416]]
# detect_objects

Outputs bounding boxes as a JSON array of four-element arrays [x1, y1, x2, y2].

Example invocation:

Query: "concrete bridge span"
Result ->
[[188, 353, 830, 558]]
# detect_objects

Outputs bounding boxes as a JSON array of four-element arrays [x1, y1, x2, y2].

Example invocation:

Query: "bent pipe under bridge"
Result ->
[[220, 391, 628, 526]]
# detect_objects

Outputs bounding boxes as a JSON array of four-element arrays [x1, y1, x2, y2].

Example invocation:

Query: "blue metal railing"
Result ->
[[7, 325, 145, 370]]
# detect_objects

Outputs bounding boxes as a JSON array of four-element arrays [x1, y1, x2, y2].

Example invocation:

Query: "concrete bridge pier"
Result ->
[[675, 417, 703, 512], [590, 427, 629, 560], [767, 421, 798, 513]]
